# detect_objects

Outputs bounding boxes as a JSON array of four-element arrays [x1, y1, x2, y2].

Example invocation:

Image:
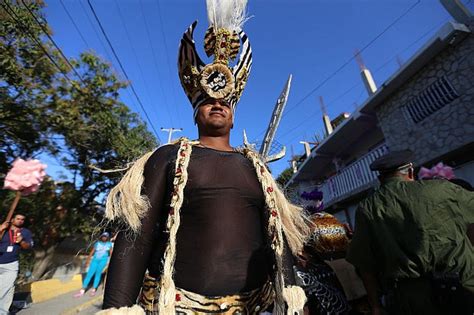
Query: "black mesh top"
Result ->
[[103, 144, 295, 309]]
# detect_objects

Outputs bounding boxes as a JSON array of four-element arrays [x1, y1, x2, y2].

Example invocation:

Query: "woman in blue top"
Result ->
[[74, 232, 113, 297]]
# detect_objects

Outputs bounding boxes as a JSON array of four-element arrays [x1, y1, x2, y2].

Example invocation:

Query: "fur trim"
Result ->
[[96, 305, 145, 315], [283, 286, 307, 315]]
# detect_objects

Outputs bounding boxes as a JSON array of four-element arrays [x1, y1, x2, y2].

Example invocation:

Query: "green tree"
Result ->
[[276, 167, 294, 187], [1, 0, 157, 279]]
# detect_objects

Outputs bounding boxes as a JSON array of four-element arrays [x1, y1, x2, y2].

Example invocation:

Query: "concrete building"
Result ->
[[285, 3, 474, 227]]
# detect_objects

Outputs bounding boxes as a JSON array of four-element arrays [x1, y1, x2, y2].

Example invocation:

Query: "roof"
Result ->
[[286, 21, 471, 187]]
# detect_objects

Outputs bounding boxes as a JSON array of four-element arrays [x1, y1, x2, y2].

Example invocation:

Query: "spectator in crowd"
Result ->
[[0, 214, 33, 314], [74, 232, 113, 298], [347, 150, 474, 315]]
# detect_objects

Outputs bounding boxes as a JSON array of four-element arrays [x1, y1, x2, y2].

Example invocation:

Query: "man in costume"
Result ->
[[101, 1, 310, 314], [346, 150, 474, 315]]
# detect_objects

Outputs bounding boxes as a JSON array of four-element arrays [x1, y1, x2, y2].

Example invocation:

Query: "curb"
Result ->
[[61, 295, 103, 315]]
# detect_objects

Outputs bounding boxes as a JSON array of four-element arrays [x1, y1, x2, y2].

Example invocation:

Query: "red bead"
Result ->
[[271, 210, 278, 217], [175, 293, 181, 301], [267, 187, 273, 193], [176, 167, 182, 173], [260, 167, 265, 174], [220, 42, 226, 48], [180, 151, 186, 157]]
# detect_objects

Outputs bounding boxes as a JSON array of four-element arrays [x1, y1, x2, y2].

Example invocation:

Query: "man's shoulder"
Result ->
[[21, 227, 32, 236], [145, 144, 179, 169]]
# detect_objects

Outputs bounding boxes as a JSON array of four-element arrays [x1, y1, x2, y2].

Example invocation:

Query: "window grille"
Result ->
[[402, 76, 459, 123]]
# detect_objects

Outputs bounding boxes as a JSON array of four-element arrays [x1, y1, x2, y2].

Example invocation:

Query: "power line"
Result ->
[[1, 1, 75, 85], [155, 0, 183, 127], [114, 1, 162, 127], [139, 0, 174, 126], [252, 0, 421, 143], [281, 0, 421, 119], [20, 0, 85, 83], [78, 0, 114, 62], [2, 2, 142, 152], [278, 16, 447, 144], [86, 0, 161, 142], [76, 0, 141, 115], [59, 0, 90, 48]]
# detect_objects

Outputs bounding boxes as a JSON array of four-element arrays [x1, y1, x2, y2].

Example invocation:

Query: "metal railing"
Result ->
[[320, 143, 388, 206]]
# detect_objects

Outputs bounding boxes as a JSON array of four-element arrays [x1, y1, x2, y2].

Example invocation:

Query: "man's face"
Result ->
[[12, 215, 25, 228], [195, 99, 233, 134]]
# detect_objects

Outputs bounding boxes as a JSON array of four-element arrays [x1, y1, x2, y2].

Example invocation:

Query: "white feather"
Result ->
[[206, 0, 249, 32]]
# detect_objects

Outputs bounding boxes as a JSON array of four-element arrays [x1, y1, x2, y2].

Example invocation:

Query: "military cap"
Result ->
[[370, 150, 414, 172]]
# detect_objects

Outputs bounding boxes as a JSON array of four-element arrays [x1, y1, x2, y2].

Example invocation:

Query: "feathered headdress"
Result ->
[[178, 0, 252, 119]]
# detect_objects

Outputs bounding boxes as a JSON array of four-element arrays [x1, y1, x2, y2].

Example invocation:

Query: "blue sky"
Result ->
[[41, 0, 473, 177]]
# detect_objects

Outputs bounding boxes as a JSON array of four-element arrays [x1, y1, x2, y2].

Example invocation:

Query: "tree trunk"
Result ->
[[31, 245, 58, 280]]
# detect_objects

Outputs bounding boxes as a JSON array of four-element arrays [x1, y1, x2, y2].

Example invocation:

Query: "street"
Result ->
[[15, 290, 103, 315]]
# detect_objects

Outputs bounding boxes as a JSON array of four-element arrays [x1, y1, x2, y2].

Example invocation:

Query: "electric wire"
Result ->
[[155, 0, 183, 127], [20, 0, 85, 83], [2, 2, 143, 152], [279, 17, 449, 145], [77, 0, 142, 115], [114, 1, 162, 128], [281, 0, 421, 119], [87, 0, 161, 142], [138, 0, 175, 127], [1, 1, 75, 85], [59, 0, 90, 48]]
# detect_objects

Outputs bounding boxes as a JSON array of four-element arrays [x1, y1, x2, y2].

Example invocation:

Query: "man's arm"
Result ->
[[359, 270, 383, 315], [103, 145, 176, 309], [0, 222, 10, 233], [346, 206, 381, 314], [16, 229, 33, 250]]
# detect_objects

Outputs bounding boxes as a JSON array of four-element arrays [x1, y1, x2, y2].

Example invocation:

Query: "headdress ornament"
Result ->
[[178, 0, 252, 119]]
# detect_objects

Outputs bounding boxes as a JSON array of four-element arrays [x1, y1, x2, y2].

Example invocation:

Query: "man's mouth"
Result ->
[[209, 112, 225, 117]]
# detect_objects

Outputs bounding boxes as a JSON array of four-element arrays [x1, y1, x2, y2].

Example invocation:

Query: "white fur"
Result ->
[[206, 0, 249, 31]]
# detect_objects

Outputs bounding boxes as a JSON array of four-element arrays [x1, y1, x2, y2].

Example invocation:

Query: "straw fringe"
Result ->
[[242, 146, 310, 314], [105, 150, 156, 232], [157, 139, 197, 314], [96, 305, 145, 315], [283, 286, 307, 315]]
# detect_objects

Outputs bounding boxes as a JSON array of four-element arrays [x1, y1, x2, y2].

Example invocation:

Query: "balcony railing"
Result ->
[[320, 143, 388, 207]]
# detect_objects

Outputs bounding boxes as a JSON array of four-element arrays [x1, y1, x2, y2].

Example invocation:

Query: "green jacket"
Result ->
[[346, 177, 474, 292]]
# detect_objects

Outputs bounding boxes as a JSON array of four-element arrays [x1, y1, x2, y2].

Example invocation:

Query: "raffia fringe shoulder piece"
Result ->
[[96, 305, 145, 315], [241, 145, 310, 315], [105, 149, 157, 232]]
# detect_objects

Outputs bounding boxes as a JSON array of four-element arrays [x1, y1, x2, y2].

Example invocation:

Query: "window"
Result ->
[[402, 76, 459, 123]]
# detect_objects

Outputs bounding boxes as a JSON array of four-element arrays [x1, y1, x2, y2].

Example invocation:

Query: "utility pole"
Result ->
[[161, 127, 183, 144]]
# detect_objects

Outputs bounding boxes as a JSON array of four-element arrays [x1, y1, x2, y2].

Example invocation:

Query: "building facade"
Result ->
[[286, 8, 474, 228]]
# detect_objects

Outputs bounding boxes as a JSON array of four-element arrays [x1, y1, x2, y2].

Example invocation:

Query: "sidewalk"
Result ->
[[15, 289, 103, 315]]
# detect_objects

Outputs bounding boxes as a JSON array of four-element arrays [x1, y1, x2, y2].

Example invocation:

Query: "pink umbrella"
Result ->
[[2, 159, 47, 236]]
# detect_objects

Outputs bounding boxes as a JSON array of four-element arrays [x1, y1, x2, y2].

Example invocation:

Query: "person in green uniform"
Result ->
[[346, 150, 474, 315]]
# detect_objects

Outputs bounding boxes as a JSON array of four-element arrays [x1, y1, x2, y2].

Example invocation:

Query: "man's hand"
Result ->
[[0, 222, 10, 232], [15, 232, 23, 244]]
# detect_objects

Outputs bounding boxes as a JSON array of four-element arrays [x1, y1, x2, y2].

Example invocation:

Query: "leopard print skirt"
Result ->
[[139, 274, 274, 314]]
